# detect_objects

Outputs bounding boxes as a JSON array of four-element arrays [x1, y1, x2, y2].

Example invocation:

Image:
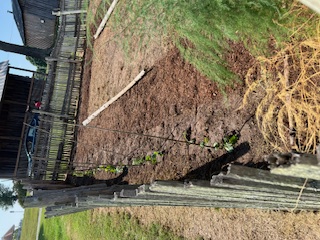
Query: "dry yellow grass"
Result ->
[[241, 11, 320, 153], [96, 206, 320, 240]]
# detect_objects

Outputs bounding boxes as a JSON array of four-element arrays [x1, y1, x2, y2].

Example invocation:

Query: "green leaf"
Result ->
[[132, 158, 145, 166], [213, 142, 220, 150], [224, 142, 234, 152], [150, 157, 157, 164], [228, 134, 238, 144], [115, 166, 124, 173]]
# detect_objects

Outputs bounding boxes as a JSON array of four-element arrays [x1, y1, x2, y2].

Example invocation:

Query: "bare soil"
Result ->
[[72, 5, 320, 239], [76, 42, 269, 184]]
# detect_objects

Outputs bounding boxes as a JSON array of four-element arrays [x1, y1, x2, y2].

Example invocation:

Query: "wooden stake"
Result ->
[[284, 54, 295, 149], [82, 70, 146, 126], [94, 0, 119, 39]]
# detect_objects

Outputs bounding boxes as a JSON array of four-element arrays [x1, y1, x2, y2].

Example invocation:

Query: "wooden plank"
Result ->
[[266, 151, 320, 180], [9, 66, 47, 76], [150, 180, 320, 203], [271, 164, 320, 181], [227, 164, 320, 191]]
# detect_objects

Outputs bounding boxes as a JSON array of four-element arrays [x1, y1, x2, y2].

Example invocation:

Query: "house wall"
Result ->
[[23, 13, 57, 49], [0, 74, 31, 178], [19, 0, 60, 49]]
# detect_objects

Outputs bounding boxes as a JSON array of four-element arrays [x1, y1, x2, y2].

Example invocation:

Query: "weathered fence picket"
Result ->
[[266, 150, 320, 180], [27, 0, 86, 181], [22, 163, 320, 218]]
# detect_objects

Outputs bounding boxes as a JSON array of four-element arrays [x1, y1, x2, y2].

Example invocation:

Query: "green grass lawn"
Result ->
[[38, 210, 182, 240], [20, 208, 181, 240], [20, 208, 39, 240]]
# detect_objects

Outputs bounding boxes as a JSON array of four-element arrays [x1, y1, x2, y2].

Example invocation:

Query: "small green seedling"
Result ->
[[73, 164, 124, 177], [212, 142, 220, 150], [183, 131, 195, 144], [101, 165, 123, 174], [132, 158, 145, 166], [224, 142, 234, 152], [223, 133, 239, 152], [132, 151, 163, 166], [72, 169, 94, 177], [200, 137, 210, 148]]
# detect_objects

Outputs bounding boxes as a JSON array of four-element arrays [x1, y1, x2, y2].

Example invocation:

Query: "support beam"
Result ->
[[52, 10, 87, 16], [45, 57, 82, 63], [9, 66, 48, 76]]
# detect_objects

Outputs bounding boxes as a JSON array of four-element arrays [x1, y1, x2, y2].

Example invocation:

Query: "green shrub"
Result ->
[[26, 56, 47, 69]]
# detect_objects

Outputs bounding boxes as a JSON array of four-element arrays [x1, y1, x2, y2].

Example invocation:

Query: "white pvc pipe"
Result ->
[[299, 0, 320, 14], [94, 0, 119, 39], [82, 70, 146, 126]]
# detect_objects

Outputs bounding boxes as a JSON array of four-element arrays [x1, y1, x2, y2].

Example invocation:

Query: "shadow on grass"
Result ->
[[38, 225, 45, 240]]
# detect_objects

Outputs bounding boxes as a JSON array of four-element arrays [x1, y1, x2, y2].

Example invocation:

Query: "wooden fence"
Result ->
[[22, 162, 320, 218], [27, 0, 86, 181], [14, 73, 47, 179]]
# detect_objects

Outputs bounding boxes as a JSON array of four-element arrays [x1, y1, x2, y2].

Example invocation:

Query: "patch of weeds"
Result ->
[[98, 165, 124, 174], [132, 151, 164, 166], [132, 158, 146, 166], [72, 169, 94, 177], [241, 4, 320, 153], [72, 164, 124, 177], [222, 133, 239, 152], [207, 132, 240, 152], [200, 137, 210, 148]]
